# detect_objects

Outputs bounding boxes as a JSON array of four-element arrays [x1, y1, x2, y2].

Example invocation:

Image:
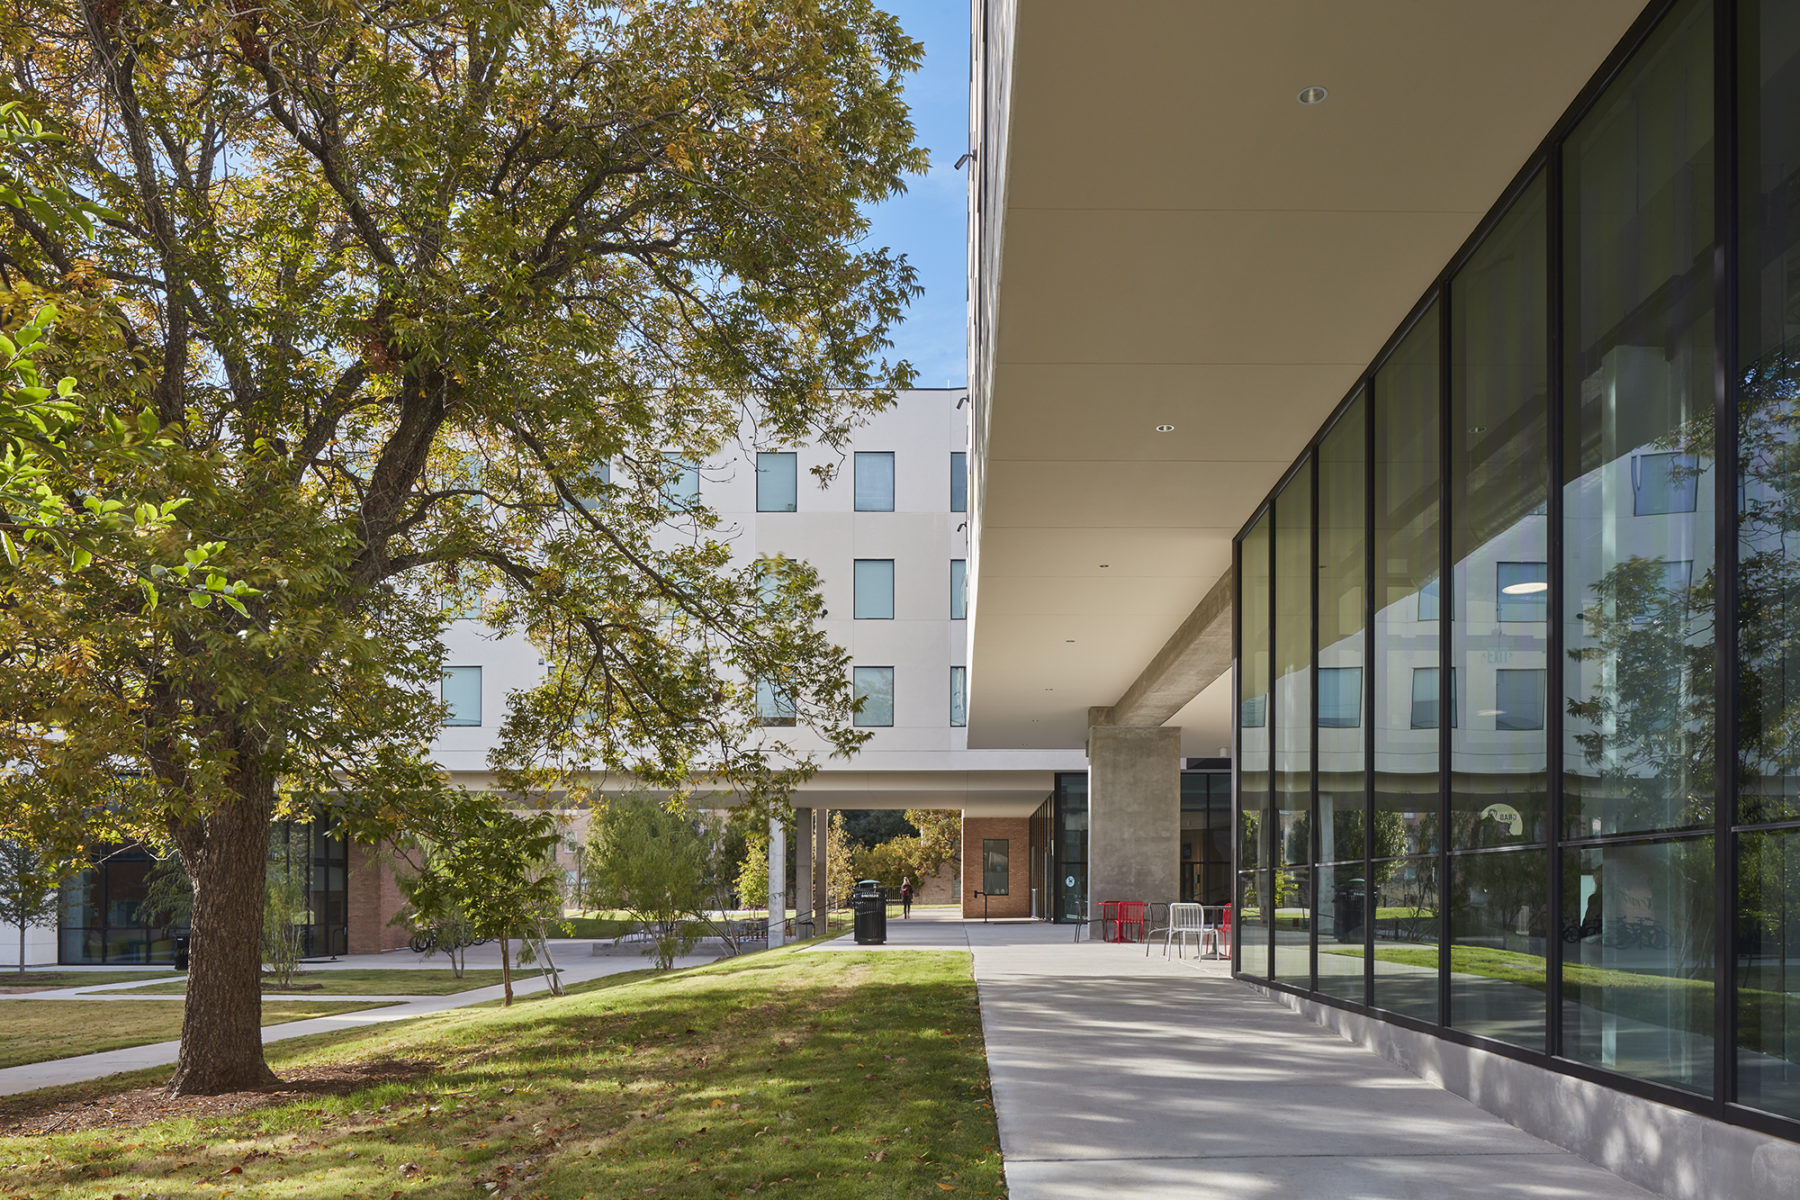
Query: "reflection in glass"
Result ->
[[1738, 830, 1800, 1118], [1239, 514, 1273, 977], [1562, 0, 1715, 840], [756, 451, 797, 512], [1562, 839, 1714, 1093], [1316, 864, 1367, 1003], [1275, 468, 1314, 987], [1451, 176, 1549, 851], [1450, 849, 1547, 1049], [1374, 307, 1441, 877], [1737, 0, 1800, 832], [1373, 855, 1440, 1021], [852, 666, 894, 727], [1318, 398, 1367, 869]]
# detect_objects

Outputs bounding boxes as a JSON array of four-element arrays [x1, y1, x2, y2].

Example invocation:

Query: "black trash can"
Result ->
[[851, 880, 888, 945], [172, 935, 190, 971]]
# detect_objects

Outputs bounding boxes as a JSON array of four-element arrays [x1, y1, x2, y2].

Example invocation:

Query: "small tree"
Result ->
[[585, 795, 712, 970], [398, 793, 564, 1006], [826, 812, 860, 909], [262, 874, 306, 990], [0, 840, 62, 974], [735, 832, 770, 913]]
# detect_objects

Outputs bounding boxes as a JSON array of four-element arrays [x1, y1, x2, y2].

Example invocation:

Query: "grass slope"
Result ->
[[0, 946, 1004, 1199], [114, 970, 513, 997], [0, 1000, 394, 1069]]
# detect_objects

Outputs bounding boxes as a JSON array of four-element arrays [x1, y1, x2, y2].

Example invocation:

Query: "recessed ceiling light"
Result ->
[[1065, 639, 1076, 644], [1501, 581, 1549, 595], [1044, 687, 1055, 692], [1098, 563, 1110, 568], [1297, 85, 1328, 105], [1155, 424, 1175, 433]]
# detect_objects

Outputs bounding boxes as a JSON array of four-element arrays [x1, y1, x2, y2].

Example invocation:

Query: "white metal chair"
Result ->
[[1154, 902, 1209, 959]]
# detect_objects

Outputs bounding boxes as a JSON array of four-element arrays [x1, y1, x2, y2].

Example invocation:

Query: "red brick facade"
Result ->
[[960, 816, 1033, 918], [346, 841, 411, 954]]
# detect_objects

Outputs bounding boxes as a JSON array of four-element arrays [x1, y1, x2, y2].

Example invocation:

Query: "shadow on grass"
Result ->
[[0, 947, 1005, 1200]]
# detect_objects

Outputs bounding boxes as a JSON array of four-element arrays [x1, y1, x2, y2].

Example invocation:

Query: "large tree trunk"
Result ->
[[168, 767, 278, 1095]]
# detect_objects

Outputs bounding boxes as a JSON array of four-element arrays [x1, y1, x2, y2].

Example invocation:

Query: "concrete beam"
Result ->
[[1092, 566, 1233, 729], [767, 814, 786, 949]]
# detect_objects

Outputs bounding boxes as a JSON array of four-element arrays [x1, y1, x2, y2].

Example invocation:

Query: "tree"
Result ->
[[396, 792, 565, 1006], [0, 839, 61, 973], [825, 811, 860, 909], [0, 0, 923, 1092], [584, 794, 711, 970]]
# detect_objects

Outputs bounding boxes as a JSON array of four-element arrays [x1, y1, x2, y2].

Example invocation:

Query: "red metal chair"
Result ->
[[1218, 904, 1233, 957], [1115, 900, 1147, 943], [1098, 899, 1120, 942]]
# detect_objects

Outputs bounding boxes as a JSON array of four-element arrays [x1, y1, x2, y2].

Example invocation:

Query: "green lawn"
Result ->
[[0, 970, 176, 992], [0, 1000, 394, 1069], [0, 943, 1003, 1199], [112, 969, 514, 997]]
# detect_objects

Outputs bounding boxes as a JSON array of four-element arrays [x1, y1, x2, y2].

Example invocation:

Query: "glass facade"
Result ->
[[1180, 772, 1232, 906], [1231, 0, 1800, 1136], [60, 821, 347, 963], [1053, 772, 1088, 923]]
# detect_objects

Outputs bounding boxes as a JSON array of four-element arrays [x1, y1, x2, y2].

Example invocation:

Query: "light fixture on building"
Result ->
[[1065, 639, 1075, 644], [1098, 563, 1110, 568], [1155, 423, 1175, 433], [1297, 85, 1329, 105], [1501, 580, 1549, 595]]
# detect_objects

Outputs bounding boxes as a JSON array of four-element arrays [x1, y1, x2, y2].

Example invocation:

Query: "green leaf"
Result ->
[[70, 547, 92, 570], [137, 409, 159, 436], [0, 530, 17, 567], [189, 591, 212, 608]]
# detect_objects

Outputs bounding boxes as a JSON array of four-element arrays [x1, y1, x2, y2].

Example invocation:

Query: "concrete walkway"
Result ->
[[0, 943, 714, 1096], [818, 911, 1658, 1199]]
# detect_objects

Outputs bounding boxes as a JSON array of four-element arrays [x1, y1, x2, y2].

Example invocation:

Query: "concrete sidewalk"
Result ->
[[0, 946, 714, 1097], [956, 921, 1658, 1200]]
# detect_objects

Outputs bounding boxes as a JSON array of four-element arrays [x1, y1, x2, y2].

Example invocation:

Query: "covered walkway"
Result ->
[[823, 912, 1656, 1199]]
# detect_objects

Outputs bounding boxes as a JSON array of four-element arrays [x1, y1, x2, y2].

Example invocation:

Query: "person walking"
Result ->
[[900, 877, 914, 919]]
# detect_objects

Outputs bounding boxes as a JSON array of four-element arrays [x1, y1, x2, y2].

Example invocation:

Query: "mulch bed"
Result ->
[[0, 1058, 436, 1135]]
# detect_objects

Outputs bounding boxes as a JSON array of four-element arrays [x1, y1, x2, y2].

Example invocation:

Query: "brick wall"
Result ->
[[346, 841, 411, 955], [960, 816, 1033, 918]]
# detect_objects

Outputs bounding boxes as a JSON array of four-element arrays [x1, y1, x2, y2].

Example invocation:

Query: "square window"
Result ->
[[756, 452, 797, 512], [854, 451, 895, 511], [951, 451, 968, 512], [1317, 667, 1362, 728], [1410, 667, 1456, 729], [853, 666, 894, 727], [1496, 562, 1548, 622], [442, 666, 482, 726], [1632, 451, 1698, 515], [661, 452, 699, 510], [1240, 694, 1267, 728], [1494, 668, 1545, 731], [565, 461, 611, 513], [950, 665, 967, 727], [756, 679, 796, 727], [853, 559, 895, 619], [950, 559, 967, 619]]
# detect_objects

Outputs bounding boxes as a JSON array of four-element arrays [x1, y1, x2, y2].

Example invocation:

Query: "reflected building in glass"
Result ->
[[1235, 0, 1800, 1136]]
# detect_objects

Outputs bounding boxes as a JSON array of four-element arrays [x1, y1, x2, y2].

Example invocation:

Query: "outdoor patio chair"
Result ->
[[1071, 898, 1091, 942], [1115, 900, 1147, 943], [1162, 903, 1209, 959], [1202, 905, 1233, 958]]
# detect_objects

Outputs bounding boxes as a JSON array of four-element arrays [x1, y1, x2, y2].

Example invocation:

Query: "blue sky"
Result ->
[[864, 2, 970, 390]]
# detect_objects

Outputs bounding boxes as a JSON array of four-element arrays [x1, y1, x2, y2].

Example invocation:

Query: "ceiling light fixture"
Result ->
[[1155, 424, 1175, 433], [1501, 581, 1549, 595], [1098, 563, 1110, 569], [1297, 85, 1329, 105]]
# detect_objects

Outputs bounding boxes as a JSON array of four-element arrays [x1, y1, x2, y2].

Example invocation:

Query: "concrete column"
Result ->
[[768, 813, 787, 949], [794, 807, 813, 934], [814, 806, 830, 926], [1087, 718, 1181, 905]]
